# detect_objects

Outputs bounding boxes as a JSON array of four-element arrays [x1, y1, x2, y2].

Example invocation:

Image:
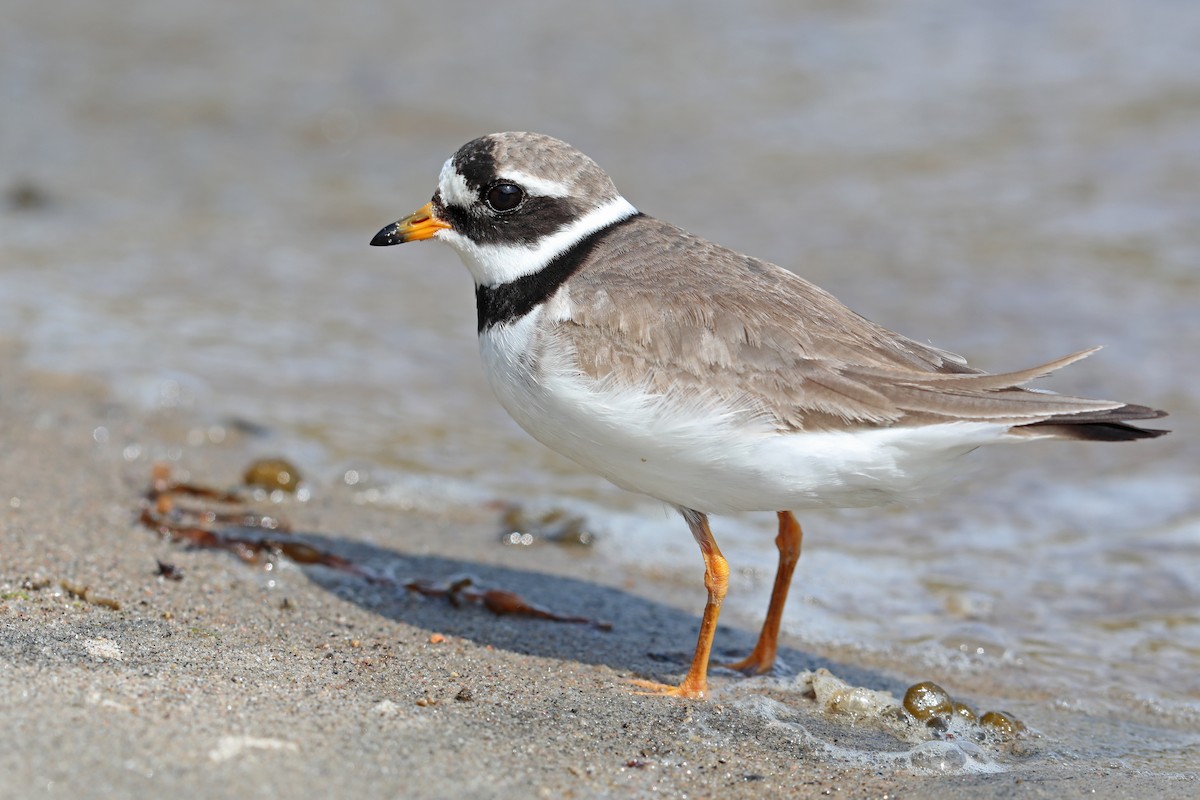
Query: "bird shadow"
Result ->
[[285, 528, 902, 695]]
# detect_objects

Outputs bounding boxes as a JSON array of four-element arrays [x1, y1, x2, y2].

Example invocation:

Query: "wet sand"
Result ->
[[3, 346, 1196, 799]]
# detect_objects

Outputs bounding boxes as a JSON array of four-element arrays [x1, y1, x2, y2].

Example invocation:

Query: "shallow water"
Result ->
[[3, 0, 1198, 775]]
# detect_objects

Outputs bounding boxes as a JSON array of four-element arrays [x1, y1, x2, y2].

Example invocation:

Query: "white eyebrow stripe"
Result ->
[[440, 195, 639, 287], [498, 170, 572, 198]]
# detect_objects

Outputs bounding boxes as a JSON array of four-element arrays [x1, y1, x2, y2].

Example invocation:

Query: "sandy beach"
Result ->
[[2, 344, 1196, 799]]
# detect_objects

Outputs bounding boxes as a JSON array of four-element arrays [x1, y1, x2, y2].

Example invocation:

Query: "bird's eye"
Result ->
[[485, 182, 524, 212]]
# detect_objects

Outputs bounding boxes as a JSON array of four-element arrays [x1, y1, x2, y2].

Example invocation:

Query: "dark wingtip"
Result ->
[[1019, 403, 1171, 441], [370, 223, 401, 247], [1018, 422, 1171, 441]]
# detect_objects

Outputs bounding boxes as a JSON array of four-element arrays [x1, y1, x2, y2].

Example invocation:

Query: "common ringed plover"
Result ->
[[371, 131, 1168, 698]]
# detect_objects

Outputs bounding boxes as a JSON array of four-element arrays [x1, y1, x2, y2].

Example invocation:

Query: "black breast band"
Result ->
[[475, 213, 642, 333]]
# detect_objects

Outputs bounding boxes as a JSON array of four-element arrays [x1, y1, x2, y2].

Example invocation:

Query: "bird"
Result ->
[[370, 131, 1169, 698]]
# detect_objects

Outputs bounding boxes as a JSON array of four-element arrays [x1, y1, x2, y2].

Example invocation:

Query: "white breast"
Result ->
[[478, 309, 1013, 515]]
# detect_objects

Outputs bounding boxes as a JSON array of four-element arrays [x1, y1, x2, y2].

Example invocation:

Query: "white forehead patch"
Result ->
[[497, 170, 572, 198], [437, 157, 474, 208]]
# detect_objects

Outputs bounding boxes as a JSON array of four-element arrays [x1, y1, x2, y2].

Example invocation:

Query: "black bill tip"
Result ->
[[370, 223, 402, 247]]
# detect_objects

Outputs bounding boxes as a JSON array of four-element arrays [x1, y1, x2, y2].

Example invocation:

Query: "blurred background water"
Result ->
[[2, 0, 1198, 772]]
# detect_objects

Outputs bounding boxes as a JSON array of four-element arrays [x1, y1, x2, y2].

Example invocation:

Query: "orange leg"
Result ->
[[723, 510, 804, 675], [629, 508, 729, 699]]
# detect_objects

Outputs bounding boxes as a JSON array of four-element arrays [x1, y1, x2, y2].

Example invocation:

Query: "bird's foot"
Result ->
[[626, 677, 708, 699], [720, 652, 775, 676]]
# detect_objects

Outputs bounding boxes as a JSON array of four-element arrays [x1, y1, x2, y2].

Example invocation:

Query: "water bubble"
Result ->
[[909, 742, 967, 773]]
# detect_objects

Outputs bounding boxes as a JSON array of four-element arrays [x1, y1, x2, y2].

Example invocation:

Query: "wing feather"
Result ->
[[552, 216, 1146, 433]]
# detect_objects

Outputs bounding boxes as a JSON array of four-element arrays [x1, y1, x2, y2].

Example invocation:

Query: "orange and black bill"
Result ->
[[370, 202, 451, 246]]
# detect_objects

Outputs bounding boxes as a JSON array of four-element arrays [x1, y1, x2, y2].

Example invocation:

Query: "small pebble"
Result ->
[[980, 710, 1027, 740], [242, 458, 302, 493], [952, 701, 978, 724], [903, 681, 953, 724]]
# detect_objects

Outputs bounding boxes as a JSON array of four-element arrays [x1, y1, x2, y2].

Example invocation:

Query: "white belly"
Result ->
[[479, 312, 1011, 515]]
